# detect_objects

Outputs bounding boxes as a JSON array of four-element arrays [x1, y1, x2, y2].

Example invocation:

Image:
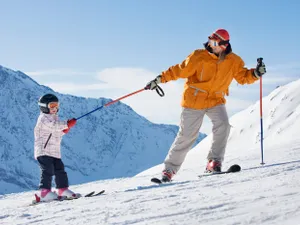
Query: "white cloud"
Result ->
[[267, 62, 300, 71], [95, 68, 156, 89]]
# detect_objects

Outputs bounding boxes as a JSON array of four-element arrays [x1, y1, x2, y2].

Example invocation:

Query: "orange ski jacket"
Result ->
[[161, 49, 258, 109]]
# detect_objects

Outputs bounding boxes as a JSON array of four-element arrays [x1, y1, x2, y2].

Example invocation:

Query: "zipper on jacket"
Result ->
[[199, 66, 204, 81], [44, 133, 52, 149], [208, 61, 219, 96]]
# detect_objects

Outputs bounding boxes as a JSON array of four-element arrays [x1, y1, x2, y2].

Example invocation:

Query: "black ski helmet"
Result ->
[[38, 93, 59, 114]]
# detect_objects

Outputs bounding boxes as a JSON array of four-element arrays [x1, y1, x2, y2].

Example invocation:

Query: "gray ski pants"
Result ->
[[164, 105, 231, 173]]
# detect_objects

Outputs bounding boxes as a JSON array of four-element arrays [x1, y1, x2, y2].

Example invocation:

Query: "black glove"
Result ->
[[253, 58, 266, 78], [145, 75, 162, 90]]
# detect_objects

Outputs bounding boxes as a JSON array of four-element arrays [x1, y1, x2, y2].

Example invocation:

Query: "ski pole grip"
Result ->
[[257, 57, 263, 66], [256, 57, 264, 76]]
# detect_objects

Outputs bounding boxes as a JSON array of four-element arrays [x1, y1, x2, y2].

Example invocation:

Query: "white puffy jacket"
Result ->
[[34, 113, 68, 159]]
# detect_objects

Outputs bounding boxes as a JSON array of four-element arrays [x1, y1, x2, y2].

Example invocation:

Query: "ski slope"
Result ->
[[1, 80, 300, 225], [1, 141, 300, 225]]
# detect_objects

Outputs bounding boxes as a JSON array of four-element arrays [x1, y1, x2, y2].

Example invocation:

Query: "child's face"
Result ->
[[48, 102, 59, 114]]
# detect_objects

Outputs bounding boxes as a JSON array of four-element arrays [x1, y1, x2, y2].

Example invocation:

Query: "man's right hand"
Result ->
[[145, 75, 162, 90]]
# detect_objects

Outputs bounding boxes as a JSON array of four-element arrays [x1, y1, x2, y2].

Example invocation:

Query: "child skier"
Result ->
[[34, 93, 78, 202]]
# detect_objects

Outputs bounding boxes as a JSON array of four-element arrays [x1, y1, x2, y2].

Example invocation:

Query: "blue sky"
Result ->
[[1, 0, 300, 133]]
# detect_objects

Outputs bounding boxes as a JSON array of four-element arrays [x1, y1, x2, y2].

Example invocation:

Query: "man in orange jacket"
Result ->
[[146, 28, 266, 182]]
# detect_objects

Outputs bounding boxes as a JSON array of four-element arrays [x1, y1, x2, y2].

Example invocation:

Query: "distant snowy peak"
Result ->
[[0, 65, 45, 92], [229, 79, 300, 144]]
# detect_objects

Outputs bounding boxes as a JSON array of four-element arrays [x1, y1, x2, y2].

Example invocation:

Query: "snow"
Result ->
[[1, 140, 300, 225], [1, 68, 300, 224]]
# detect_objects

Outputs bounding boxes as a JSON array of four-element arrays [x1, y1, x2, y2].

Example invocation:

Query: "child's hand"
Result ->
[[63, 128, 70, 134], [67, 118, 77, 128]]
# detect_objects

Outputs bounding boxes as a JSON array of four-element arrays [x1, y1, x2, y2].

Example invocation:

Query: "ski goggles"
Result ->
[[208, 35, 229, 46], [208, 39, 219, 47], [38, 102, 59, 109], [48, 102, 59, 109]]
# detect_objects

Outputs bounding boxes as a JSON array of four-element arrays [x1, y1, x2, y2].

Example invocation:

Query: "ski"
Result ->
[[151, 165, 241, 183], [91, 190, 105, 196], [198, 164, 241, 178], [150, 177, 172, 184], [30, 190, 105, 206], [67, 190, 105, 198], [84, 191, 95, 197], [151, 177, 163, 184], [30, 195, 66, 206]]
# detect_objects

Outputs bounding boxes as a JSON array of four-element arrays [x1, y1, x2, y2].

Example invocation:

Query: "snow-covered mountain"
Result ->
[[0, 65, 206, 195], [1, 79, 300, 225]]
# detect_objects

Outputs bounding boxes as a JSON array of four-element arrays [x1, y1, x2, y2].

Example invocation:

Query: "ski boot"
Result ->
[[58, 188, 81, 199], [205, 160, 222, 173], [161, 168, 175, 182], [34, 189, 59, 203]]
